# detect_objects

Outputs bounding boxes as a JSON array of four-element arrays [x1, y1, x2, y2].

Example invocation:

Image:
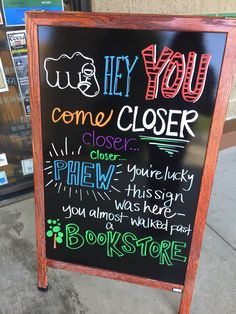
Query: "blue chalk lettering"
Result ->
[[125, 56, 139, 97], [81, 162, 94, 188], [103, 56, 115, 96], [103, 55, 139, 98], [54, 160, 67, 181], [113, 56, 124, 96], [67, 161, 80, 185], [53, 160, 115, 190], [96, 164, 115, 190]]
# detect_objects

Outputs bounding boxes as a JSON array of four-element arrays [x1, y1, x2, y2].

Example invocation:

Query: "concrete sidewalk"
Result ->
[[0, 147, 235, 314]]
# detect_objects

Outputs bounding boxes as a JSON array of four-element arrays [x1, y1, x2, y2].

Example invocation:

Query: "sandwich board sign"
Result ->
[[26, 12, 236, 313]]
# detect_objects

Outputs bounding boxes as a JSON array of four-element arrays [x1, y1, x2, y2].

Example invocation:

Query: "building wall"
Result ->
[[92, 0, 236, 120]]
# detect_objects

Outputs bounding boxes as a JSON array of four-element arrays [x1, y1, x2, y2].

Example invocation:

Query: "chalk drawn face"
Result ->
[[44, 52, 100, 97]]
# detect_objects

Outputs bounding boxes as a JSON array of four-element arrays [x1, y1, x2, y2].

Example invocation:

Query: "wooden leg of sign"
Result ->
[[35, 195, 48, 291], [37, 247, 48, 291], [38, 285, 49, 292], [178, 256, 198, 313], [178, 283, 193, 314], [37, 252, 48, 291]]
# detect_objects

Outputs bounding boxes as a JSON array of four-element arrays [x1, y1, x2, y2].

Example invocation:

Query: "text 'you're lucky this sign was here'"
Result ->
[[39, 26, 226, 285]]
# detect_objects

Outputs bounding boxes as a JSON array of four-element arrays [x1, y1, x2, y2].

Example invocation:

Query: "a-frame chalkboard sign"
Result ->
[[26, 12, 236, 313]]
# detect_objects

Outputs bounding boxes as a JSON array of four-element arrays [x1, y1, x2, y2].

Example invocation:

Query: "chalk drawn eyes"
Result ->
[[44, 51, 100, 98]]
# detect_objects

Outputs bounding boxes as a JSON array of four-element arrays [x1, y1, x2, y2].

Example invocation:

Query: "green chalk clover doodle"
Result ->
[[46, 219, 64, 249]]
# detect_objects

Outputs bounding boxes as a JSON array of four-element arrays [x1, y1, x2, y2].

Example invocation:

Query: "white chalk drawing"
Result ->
[[44, 52, 100, 97]]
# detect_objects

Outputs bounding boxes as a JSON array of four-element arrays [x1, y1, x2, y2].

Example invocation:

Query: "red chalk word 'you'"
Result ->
[[142, 45, 211, 102]]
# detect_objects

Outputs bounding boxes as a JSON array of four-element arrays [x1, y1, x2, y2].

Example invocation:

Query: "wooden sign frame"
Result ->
[[26, 12, 236, 314]]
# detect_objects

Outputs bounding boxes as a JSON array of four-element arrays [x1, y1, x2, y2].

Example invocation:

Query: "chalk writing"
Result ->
[[52, 107, 113, 127], [40, 26, 225, 284], [82, 130, 138, 151], [65, 223, 187, 264], [54, 160, 115, 190], [142, 45, 211, 102], [127, 164, 194, 192], [117, 105, 198, 138], [103, 55, 138, 97]]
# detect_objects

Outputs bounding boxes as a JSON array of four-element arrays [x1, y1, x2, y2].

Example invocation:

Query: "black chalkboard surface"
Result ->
[[38, 26, 226, 285]]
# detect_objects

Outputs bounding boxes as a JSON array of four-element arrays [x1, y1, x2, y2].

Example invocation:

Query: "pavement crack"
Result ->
[[206, 223, 236, 251]]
